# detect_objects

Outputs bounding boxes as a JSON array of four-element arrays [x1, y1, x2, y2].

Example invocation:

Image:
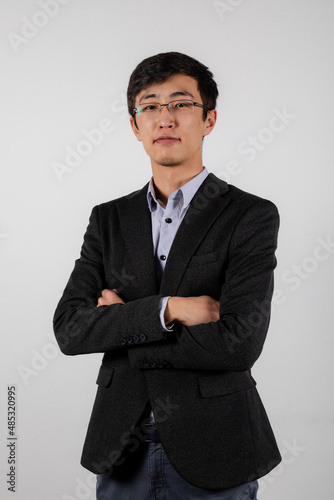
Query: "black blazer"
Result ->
[[53, 173, 281, 490]]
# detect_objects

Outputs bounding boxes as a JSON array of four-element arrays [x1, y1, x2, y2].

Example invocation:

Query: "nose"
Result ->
[[158, 104, 175, 128]]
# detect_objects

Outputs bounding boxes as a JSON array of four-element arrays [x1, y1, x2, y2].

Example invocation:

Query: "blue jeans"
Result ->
[[96, 442, 258, 499]]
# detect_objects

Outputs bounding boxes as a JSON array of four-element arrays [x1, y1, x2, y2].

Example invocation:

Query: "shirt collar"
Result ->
[[147, 167, 209, 213]]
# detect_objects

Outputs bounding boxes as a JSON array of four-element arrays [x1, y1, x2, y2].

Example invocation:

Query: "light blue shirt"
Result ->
[[147, 167, 209, 330]]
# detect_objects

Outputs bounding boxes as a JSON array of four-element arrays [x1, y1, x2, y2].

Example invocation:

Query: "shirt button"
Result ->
[[165, 218, 172, 224], [160, 255, 166, 261]]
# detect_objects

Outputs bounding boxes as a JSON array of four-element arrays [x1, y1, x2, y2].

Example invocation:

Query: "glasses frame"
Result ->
[[133, 99, 208, 117]]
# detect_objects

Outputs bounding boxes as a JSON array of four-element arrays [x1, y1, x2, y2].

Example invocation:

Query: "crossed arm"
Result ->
[[54, 198, 279, 371], [97, 289, 220, 327]]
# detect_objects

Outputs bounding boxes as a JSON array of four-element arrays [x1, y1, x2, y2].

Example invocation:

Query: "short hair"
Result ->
[[127, 51, 219, 126]]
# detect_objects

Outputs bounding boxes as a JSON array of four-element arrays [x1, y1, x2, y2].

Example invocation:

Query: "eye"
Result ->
[[141, 103, 159, 112], [173, 100, 193, 110]]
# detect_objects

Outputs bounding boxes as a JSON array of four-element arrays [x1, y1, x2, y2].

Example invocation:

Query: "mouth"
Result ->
[[154, 136, 180, 145]]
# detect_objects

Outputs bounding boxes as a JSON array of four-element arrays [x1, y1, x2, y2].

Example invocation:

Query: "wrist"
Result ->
[[164, 296, 182, 324]]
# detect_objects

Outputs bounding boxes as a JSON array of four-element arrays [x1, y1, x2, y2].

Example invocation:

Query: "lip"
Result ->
[[154, 136, 180, 145]]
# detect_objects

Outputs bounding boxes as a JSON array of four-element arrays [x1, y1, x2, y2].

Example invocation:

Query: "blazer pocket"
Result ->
[[198, 371, 256, 398], [188, 251, 218, 268], [96, 364, 115, 388]]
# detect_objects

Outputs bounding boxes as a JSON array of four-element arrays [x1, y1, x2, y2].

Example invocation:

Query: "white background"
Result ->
[[1, 0, 333, 498]]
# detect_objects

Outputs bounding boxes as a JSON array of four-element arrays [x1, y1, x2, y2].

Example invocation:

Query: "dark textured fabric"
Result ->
[[53, 174, 282, 490], [143, 423, 161, 443]]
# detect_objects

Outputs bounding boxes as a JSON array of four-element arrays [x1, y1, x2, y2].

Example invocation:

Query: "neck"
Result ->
[[151, 164, 204, 205]]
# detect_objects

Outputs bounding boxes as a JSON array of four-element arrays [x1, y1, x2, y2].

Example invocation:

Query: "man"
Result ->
[[54, 52, 281, 499]]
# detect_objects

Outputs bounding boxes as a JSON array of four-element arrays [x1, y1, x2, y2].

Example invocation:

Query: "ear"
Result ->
[[203, 109, 217, 137], [130, 116, 142, 142]]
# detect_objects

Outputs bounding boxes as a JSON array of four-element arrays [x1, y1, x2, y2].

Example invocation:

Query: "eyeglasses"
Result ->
[[133, 99, 208, 118]]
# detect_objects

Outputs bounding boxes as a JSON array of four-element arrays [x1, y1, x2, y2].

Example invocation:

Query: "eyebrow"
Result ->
[[139, 90, 195, 103]]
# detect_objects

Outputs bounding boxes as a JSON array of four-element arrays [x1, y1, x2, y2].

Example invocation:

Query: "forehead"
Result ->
[[136, 74, 200, 104]]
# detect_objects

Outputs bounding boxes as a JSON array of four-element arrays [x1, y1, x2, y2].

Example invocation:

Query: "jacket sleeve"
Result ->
[[53, 206, 166, 355], [128, 200, 280, 371]]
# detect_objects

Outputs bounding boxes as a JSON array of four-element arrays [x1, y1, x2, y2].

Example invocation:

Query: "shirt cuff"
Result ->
[[159, 296, 174, 332]]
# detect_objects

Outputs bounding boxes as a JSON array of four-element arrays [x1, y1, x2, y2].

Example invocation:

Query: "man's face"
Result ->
[[130, 74, 216, 170]]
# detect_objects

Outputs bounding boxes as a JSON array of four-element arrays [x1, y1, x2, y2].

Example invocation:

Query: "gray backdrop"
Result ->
[[1, 0, 333, 498]]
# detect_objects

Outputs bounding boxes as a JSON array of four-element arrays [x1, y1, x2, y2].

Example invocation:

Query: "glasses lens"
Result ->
[[137, 103, 160, 115], [170, 100, 194, 113], [135, 100, 195, 118]]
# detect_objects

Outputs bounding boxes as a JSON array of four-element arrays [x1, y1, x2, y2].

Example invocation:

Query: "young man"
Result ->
[[54, 52, 281, 499]]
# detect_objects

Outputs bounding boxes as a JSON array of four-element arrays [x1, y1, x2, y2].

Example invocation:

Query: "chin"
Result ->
[[158, 158, 182, 167]]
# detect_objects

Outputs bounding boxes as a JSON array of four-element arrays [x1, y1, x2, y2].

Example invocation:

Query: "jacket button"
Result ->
[[157, 362, 164, 369], [139, 333, 147, 342], [149, 361, 157, 368], [126, 336, 133, 343], [132, 335, 139, 343], [142, 359, 150, 368], [119, 337, 127, 345]]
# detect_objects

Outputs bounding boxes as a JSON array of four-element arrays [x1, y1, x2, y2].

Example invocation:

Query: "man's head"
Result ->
[[127, 52, 218, 173], [127, 51, 219, 127]]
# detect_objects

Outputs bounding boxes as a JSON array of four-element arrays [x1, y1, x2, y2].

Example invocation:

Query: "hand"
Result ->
[[97, 289, 125, 307], [165, 295, 220, 327]]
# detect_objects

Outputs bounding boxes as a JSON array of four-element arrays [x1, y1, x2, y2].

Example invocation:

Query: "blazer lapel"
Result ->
[[118, 184, 159, 296], [159, 174, 231, 296]]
